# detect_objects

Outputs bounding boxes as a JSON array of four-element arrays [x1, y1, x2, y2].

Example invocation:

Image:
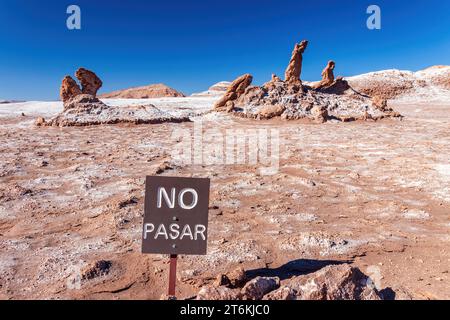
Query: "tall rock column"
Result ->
[[284, 40, 308, 85]]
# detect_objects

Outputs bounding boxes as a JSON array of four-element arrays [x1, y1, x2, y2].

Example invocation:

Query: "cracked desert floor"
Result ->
[[0, 98, 449, 299]]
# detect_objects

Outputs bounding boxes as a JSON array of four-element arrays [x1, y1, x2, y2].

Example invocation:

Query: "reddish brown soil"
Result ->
[[0, 101, 449, 300]]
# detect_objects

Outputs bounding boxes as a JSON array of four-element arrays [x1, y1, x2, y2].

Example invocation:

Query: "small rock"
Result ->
[[263, 286, 296, 300], [81, 260, 112, 280], [35, 117, 46, 126], [196, 286, 242, 300], [241, 276, 280, 300]]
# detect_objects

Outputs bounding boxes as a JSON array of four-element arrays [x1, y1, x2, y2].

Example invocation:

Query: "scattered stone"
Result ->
[[241, 276, 280, 300], [35, 117, 46, 126], [285, 264, 382, 300], [311, 105, 328, 123], [196, 286, 242, 300], [160, 294, 177, 300], [258, 104, 286, 119], [226, 267, 247, 288], [213, 274, 231, 287], [263, 286, 296, 300], [81, 260, 112, 280], [117, 196, 139, 209]]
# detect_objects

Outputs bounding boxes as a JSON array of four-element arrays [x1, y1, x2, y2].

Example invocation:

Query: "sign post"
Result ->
[[142, 176, 210, 298], [168, 254, 177, 296]]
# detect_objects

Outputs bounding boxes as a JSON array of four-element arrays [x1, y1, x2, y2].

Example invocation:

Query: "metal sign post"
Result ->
[[168, 254, 178, 296]]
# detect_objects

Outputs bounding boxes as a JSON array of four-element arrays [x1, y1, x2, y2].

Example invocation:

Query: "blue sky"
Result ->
[[0, 0, 449, 100]]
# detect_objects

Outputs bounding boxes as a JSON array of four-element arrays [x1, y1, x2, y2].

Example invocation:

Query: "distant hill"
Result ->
[[191, 81, 231, 97], [99, 83, 185, 99]]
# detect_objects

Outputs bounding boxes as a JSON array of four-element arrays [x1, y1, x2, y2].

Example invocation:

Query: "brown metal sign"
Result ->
[[142, 176, 210, 255]]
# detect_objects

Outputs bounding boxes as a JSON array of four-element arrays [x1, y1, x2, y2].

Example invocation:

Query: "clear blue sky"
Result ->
[[0, 0, 449, 100]]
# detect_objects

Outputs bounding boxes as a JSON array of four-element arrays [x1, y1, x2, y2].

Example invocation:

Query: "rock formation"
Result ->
[[196, 264, 384, 300], [213, 39, 401, 122], [60, 68, 102, 110], [214, 74, 253, 110], [271, 74, 282, 82], [264, 264, 382, 300], [60, 76, 82, 104], [75, 68, 103, 96], [43, 94, 189, 127], [313, 60, 336, 90], [45, 68, 190, 127], [284, 40, 308, 85]]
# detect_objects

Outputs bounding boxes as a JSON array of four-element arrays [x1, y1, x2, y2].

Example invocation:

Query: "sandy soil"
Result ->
[[0, 97, 448, 300]]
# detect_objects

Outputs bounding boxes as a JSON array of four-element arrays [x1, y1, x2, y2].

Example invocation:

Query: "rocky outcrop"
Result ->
[[284, 40, 308, 86], [312, 60, 335, 90], [49, 69, 190, 126], [60, 76, 82, 104], [60, 68, 102, 110], [100, 83, 185, 99], [196, 264, 384, 300], [242, 277, 280, 300], [214, 40, 401, 122], [42, 94, 190, 127], [214, 74, 253, 110], [279, 264, 382, 300], [75, 68, 103, 96]]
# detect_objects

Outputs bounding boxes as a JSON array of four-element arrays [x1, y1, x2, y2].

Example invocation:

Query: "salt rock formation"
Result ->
[[48, 68, 191, 126], [284, 40, 308, 86], [233, 77, 398, 122], [60, 76, 82, 103], [312, 60, 336, 90], [100, 83, 185, 99], [214, 74, 253, 110], [43, 94, 189, 127], [215, 40, 401, 122], [196, 264, 384, 300], [75, 68, 103, 96]]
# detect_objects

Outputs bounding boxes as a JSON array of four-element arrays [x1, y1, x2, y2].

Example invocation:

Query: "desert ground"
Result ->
[[0, 92, 449, 300]]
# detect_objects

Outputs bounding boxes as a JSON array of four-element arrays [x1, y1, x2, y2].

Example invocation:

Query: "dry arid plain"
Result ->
[[0, 66, 449, 300]]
